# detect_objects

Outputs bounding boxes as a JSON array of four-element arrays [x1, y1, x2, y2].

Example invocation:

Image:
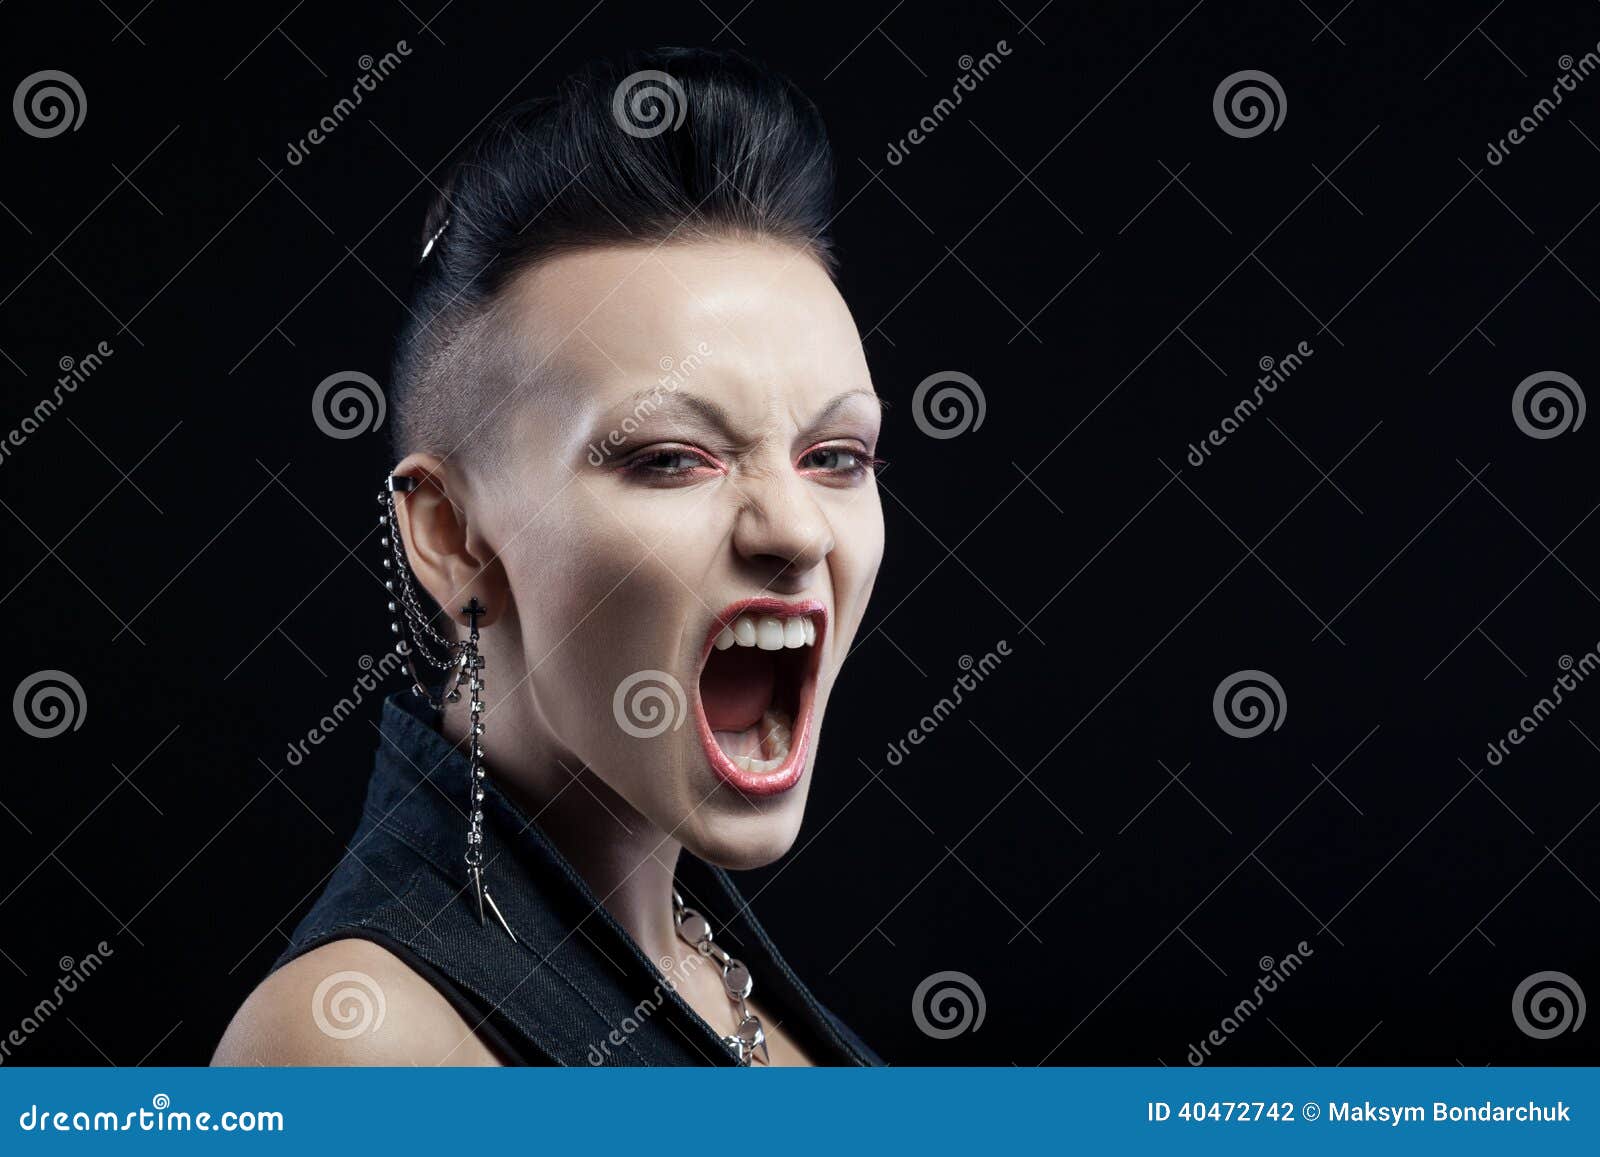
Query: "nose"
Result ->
[[730, 466, 834, 590]]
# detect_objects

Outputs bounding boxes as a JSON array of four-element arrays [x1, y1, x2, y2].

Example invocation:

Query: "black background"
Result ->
[[1, 0, 1598, 1066]]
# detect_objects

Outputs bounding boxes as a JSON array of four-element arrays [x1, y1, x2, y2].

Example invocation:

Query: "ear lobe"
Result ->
[[389, 452, 511, 629]]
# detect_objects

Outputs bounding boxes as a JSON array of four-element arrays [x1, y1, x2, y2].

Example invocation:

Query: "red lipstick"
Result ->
[[693, 597, 826, 796]]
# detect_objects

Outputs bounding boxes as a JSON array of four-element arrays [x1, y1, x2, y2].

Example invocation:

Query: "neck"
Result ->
[[437, 697, 683, 966]]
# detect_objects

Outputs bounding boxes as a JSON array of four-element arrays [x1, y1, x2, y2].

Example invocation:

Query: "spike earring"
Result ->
[[460, 596, 516, 941], [378, 474, 517, 943]]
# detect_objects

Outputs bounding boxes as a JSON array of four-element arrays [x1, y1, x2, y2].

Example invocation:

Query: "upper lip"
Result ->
[[699, 596, 828, 659]]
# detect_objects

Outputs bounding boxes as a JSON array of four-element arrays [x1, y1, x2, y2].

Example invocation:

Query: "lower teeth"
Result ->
[[730, 708, 793, 773]]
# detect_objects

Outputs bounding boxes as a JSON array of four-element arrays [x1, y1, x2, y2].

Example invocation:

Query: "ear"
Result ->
[[389, 452, 510, 629]]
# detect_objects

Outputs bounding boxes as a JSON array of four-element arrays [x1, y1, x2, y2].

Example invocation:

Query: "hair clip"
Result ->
[[421, 215, 451, 260]]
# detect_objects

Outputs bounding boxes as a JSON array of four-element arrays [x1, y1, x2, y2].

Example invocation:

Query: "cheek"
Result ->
[[500, 494, 718, 743], [827, 491, 885, 637]]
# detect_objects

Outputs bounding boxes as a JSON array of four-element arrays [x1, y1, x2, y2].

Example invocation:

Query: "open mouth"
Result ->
[[693, 598, 826, 796]]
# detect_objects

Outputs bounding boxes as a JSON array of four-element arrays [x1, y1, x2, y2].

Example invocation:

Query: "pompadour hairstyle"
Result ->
[[390, 47, 838, 461]]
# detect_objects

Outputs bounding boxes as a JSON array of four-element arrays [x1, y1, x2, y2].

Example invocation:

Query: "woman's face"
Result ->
[[481, 239, 883, 868]]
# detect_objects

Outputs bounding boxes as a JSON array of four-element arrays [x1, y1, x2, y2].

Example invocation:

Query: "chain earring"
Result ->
[[379, 474, 517, 944]]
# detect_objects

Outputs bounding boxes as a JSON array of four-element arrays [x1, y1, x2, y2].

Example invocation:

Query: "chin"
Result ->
[[679, 798, 808, 870], [674, 736, 823, 870]]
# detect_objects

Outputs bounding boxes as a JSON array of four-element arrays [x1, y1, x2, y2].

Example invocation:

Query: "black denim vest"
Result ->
[[271, 693, 880, 1066]]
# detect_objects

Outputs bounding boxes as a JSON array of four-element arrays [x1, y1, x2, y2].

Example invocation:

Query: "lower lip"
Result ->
[[693, 697, 813, 796], [692, 607, 823, 797]]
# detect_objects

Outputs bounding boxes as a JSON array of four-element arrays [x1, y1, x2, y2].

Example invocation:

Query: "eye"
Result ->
[[797, 442, 878, 479], [620, 444, 724, 481]]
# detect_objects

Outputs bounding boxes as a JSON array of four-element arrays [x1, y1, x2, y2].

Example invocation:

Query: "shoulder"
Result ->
[[211, 937, 500, 1066]]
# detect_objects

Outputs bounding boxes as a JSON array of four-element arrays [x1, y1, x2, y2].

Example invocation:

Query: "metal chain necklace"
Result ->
[[672, 889, 769, 1065]]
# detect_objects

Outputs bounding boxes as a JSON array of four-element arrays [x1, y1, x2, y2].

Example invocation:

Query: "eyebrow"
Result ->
[[617, 386, 882, 438]]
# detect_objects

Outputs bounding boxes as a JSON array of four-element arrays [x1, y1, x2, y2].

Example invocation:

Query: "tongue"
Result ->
[[700, 645, 775, 731]]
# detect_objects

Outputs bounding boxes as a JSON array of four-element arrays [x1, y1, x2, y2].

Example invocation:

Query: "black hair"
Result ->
[[390, 47, 838, 460]]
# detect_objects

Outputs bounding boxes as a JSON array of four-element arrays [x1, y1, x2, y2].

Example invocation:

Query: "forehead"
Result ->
[[501, 239, 872, 422]]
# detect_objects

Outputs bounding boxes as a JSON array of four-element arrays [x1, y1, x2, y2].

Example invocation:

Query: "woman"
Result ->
[[213, 48, 885, 1066]]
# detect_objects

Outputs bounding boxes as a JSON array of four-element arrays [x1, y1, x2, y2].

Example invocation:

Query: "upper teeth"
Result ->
[[714, 613, 817, 651]]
